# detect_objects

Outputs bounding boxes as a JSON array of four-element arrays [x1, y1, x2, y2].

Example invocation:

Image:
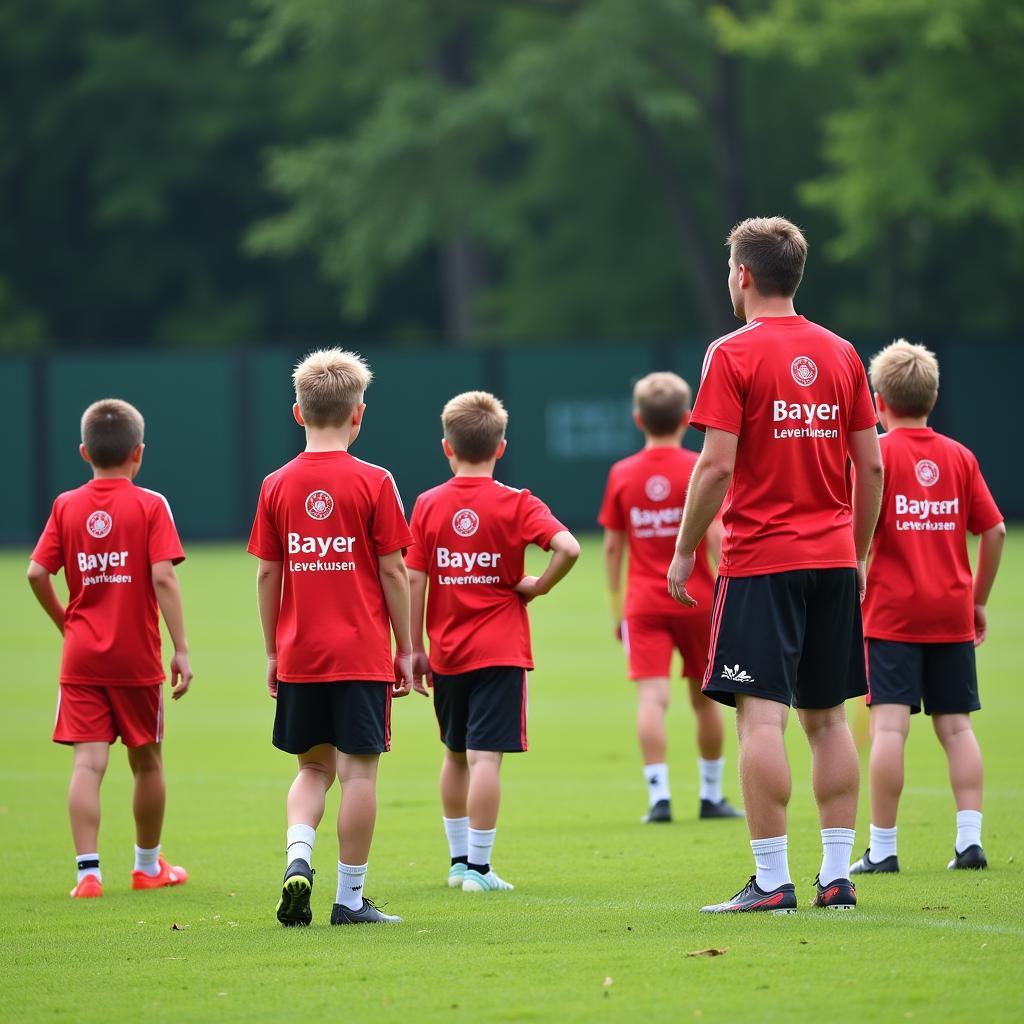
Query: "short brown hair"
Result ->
[[633, 372, 692, 436], [442, 391, 508, 463], [727, 216, 808, 297], [869, 338, 939, 417], [293, 348, 372, 427], [81, 399, 145, 468]]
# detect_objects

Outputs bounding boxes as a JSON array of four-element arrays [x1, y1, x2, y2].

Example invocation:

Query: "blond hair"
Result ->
[[442, 391, 508, 463], [293, 348, 372, 427], [727, 216, 808, 297], [869, 339, 939, 417], [81, 399, 145, 468], [633, 372, 692, 437]]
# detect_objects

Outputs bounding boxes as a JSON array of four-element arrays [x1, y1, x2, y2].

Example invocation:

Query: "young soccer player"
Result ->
[[406, 391, 580, 892], [851, 340, 1005, 874], [27, 399, 192, 898], [248, 349, 416, 927], [599, 372, 741, 824]]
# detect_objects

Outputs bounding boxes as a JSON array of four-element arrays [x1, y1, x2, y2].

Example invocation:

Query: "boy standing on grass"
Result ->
[[851, 340, 1005, 874], [248, 349, 416, 927], [599, 372, 742, 824], [406, 391, 580, 892], [27, 399, 192, 898]]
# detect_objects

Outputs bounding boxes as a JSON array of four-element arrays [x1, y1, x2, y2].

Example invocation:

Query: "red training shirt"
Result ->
[[691, 315, 878, 577], [862, 428, 1002, 643], [31, 478, 185, 686], [247, 451, 412, 683], [598, 446, 715, 617], [405, 477, 566, 675]]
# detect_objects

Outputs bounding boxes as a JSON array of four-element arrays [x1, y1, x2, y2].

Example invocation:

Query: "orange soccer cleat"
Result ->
[[70, 874, 103, 899], [131, 856, 188, 891]]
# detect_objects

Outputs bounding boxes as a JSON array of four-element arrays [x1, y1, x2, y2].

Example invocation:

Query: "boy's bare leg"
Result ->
[[687, 679, 724, 761], [127, 742, 165, 848], [440, 749, 470, 818], [466, 749, 502, 830], [636, 678, 669, 764], [288, 743, 336, 829], [336, 753, 378, 865], [69, 742, 109, 854], [933, 713, 983, 811], [867, 705, 911, 828]]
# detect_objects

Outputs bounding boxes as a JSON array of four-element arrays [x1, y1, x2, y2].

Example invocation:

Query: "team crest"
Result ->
[[644, 475, 672, 502], [452, 508, 479, 537], [790, 356, 818, 387], [86, 510, 112, 538], [915, 459, 940, 487], [305, 490, 334, 520]]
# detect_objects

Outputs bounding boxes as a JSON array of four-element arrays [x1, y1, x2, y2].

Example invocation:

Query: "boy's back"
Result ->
[[863, 428, 1002, 642]]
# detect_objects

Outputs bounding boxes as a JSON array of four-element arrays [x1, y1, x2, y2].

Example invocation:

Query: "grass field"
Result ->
[[1, 534, 1022, 1023]]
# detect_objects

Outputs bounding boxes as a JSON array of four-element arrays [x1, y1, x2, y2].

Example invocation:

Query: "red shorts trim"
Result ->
[[622, 614, 712, 681], [53, 684, 163, 748]]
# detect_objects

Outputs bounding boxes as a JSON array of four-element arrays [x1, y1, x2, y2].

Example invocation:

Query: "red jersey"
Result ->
[[598, 446, 715, 617], [405, 477, 566, 675], [862, 428, 1002, 643], [31, 478, 185, 686], [247, 451, 412, 683], [691, 315, 878, 577]]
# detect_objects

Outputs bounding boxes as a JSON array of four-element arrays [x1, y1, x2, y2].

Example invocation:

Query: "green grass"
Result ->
[[1, 533, 1022, 1023]]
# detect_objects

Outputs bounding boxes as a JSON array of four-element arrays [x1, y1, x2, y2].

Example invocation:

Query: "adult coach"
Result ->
[[667, 217, 883, 913]]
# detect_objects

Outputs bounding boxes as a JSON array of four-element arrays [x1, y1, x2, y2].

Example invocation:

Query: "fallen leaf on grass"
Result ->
[[171, 922, 189, 931], [685, 948, 727, 958], [921, 906, 950, 911], [603, 977, 614, 987], [799, 939, 809, 945]]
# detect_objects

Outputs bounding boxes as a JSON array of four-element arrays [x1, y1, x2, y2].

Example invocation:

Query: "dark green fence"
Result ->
[[1, 339, 1016, 545]]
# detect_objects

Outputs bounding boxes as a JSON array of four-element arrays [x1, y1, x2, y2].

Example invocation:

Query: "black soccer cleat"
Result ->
[[850, 848, 899, 874], [948, 844, 988, 870], [700, 797, 744, 820], [330, 897, 403, 925], [276, 859, 314, 927], [641, 799, 672, 824], [812, 875, 857, 910], [700, 876, 797, 914]]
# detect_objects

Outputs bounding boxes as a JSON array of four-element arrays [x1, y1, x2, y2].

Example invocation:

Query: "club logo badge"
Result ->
[[915, 459, 940, 487], [644, 475, 672, 502], [305, 490, 334, 521], [86, 511, 112, 538], [790, 355, 818, 387], [452, 508, 480, 537]]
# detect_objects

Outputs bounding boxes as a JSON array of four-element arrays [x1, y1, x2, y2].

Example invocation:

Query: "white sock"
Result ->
[[133, 844, 161, 877], [644, 762, 671, 806], [286, 824, 315, 867], [751, 835, 790, 890], [869, 824, 898, 862], [468, 827, 497, 871], [76, 853, 101, 884], [443, 816, 469, 861], [821, 828, 856, 883], [336, 861, 367, 910], [699, 758, 725, 803], [955, 809, 982, 853]]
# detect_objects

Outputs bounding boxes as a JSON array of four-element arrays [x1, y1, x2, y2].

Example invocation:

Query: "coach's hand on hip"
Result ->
[[667, 551, 698, 608]]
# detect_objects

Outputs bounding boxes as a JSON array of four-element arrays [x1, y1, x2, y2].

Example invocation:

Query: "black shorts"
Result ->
[[866, 639, 979, 716], [703, 569, 867, 710], [273, 681, 391, 755], [432, 666, 529, 753]]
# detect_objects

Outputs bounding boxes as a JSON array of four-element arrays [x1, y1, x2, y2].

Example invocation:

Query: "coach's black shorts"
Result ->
[[867, 639, 979, 716], [432, 666, 529, 753], [273, 681, 391, 755], [702, 569, 867, 710]]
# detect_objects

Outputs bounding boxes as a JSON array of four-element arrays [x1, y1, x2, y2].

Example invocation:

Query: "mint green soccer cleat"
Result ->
[[462, 868, 514, 892], [448, 863, 467, 888]]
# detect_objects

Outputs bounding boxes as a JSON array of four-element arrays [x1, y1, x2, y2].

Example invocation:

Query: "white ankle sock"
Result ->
[[955, 809, 982, 853], [337, 861, 367, 910], [698, 758, 725, 803], [468, 827, 497, 871], [76, 853, 101, 884], [286, 824, 315, 867], [644, 763, 670, 806], [821, 827, 856, 883], [750, 835, 790, 890], [869, 824, 898, 862], [134, 844, 161, 877], [443, 816, 469, 860]]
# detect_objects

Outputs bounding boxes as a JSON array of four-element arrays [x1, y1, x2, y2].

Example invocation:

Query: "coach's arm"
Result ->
[[848, 427, 884, 602], [668, 428, 737, 607]]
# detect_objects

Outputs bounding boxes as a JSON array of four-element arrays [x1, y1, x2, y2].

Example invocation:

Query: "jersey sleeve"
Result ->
[[597, 469, 625, 530], [30, 503, 64, 574], [967, 458, 1003, 534], [247, 480, 283, 561], [404, 496, 428, 572], [848, 362, 879, 432], [147, 495, 185, 565], [690, 347, 744, 435], [520, 492, 567, 550], [372, 474, 414, 556]]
